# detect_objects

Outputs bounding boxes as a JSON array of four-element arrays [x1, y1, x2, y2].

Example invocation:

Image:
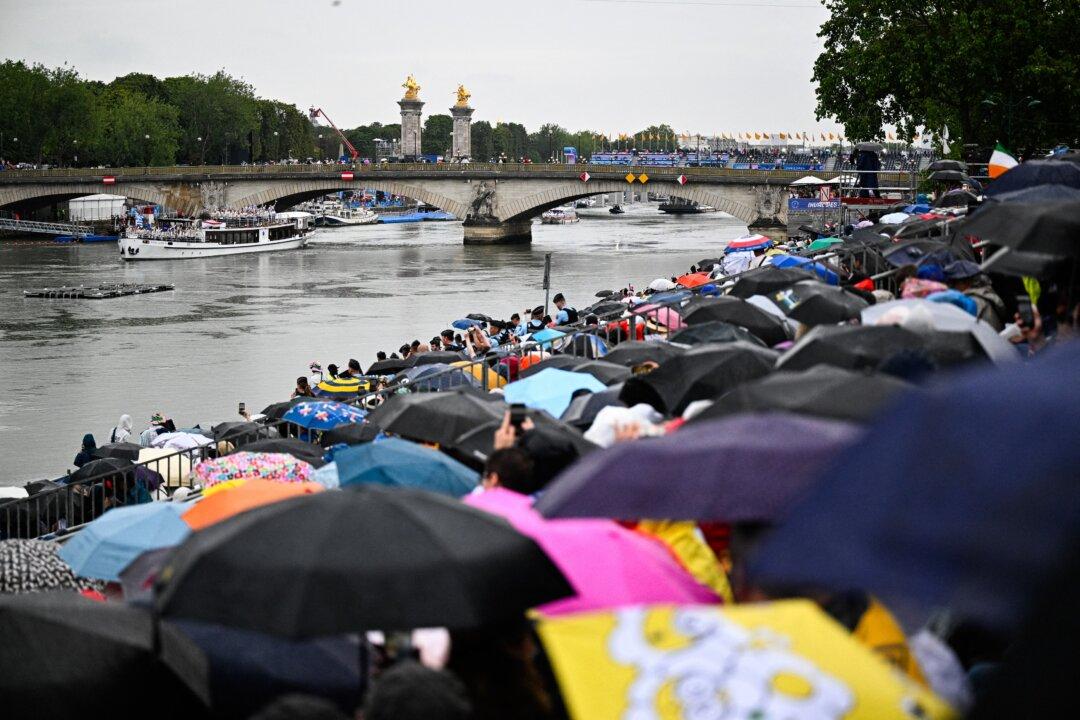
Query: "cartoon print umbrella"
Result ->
[[193, 452, 315, 488]]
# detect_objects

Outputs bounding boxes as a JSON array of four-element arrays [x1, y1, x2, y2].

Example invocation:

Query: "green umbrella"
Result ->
[[805, 237, 843, 253]]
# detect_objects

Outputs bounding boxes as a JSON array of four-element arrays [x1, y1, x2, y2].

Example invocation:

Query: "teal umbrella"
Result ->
[[334, 438, 478, 497], [58, 503, 190, 582], [504, 367, 606, 419]]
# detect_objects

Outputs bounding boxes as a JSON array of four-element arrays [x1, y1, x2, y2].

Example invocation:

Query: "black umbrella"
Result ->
[[927, 169, 970, 183], [261, 396, 311, 421], [986, 183, 1080, 205], [236, 438, 327, 468], [594, 289, 616, 298], [155, 487, 573, 638], [933, 189, 980, 209], [680, 296, 790, 346], [854, 141, 883, 153], [696, 257, 722, 269], [601, 340, 686, 367], [771, 280, 869, 325], [211, 421, 263, 446], [402, 351, 468, 368], [925, 159, 967, 173], [560, 384, 626, 428], [0, 593, 205, 719], [517, 354, 591, 379], [68, 456, 134, 483], [959, 200, 1080, 258], [320, 421, 382, 447], [778, 324, 988, 372], [693, 366, 911, 424], [366, 358, 410, 375], [465, 313, 493, 322], [448, 410, 599, 465], [619, 342, 777, 415], [584, 300, 626, 318], [569, 359, 632, 386], [726, 265, 817, 299], [93, 442, 143, 461], [668, 321, 765, 347], [983, 159, 1080, 196], [365, 389, 506, 446]]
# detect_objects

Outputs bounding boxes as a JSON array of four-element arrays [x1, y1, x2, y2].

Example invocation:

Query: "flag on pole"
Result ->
[[988, 142, 1018, 178], [941, 126, 952, 155]]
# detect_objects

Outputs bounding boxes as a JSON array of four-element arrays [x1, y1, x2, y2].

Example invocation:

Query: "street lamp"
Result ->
[[144, 134, 150, 167], [73, 139, 78, 167]]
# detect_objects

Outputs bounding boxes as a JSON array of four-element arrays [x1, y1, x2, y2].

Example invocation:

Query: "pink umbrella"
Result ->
[[632, 303, 686, 331], [465, 488, 717, 615]]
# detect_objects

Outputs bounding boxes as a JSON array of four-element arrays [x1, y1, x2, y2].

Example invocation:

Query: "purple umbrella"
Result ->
[[534, 413, 861, 522]]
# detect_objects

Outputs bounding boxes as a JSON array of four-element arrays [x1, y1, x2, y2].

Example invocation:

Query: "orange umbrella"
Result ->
[[182, 479, 324, 530], [676, 271, 713, 289]]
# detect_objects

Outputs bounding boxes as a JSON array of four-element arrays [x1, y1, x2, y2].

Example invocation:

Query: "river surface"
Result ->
[[0, 206, 747, 485]]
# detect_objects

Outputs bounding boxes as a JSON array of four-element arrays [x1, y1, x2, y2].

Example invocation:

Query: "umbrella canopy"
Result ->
[[181, 479, 324, 531], [314, 375, 367, 399], [862, 298, 1017, 364], [398, 363, 480, 390], [504, 368, 607, 419], [585, 300, 627, 318], [601, 341, 686, 367], [791, 174, 827, 185], [138, 448, 191, 487], [402, 351, 469, 368], [68, 456, 134, 484], [725, 234, 773, 253], [927, 169, 970, 183], [333, 437, 478, 497], [960, 200, 1080, 257], [772, 280, 869, 325], [451, 317, 483, 330], [676, 271, 712, 289], [236, 437, 327, 468], [320, 422, 381, 447], [681, 296, 790, 346], [465, 312, 493, 322], [0, 539, 102, 595], [986, 182, 1080, 205], [983, 158, 1080, 196], [805, 236, 844, 253], [694, 366, 911, 424], [767, 254, 841, 285], [668, 320, 765, 347], [365, 389, 506, 446], [366, 357, 409, 375], [283, 400, 366, 430], [568, 359, 632, 386], [536, 413, 857, 522], [536, 601, 952, 720], [260, 396, 311, 421], [58, 503, 190, 582], [619, 342, 778, 415], [727, 265, 817, 299], [560, 385, 626, 428], [751, 345, 1080, 632], [531, 327, 567, 344], [466, 488, 717, 614], [449, 410, 599, 465], [211, 421, 264, 446], [778, 323, 990, 372], [632, 305, 685, 331], [0, 593, 204, 719], [151, 431, 214, 452], [926, 159, 967, 173], [855, 141, 884, 152], [192, 452, 315, 488], [155, 486, 573, 638], [92, 442, 143, 461], [518, 354, 592, 379]]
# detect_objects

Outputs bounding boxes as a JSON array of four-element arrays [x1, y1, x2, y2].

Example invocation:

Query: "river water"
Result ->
[[0, 206, 747, 485]]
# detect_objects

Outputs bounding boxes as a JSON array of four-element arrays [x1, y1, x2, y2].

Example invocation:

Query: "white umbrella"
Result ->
[[150, 432, 213, 451], [863, 299, 1017, 364], [879, 212, 911, 225], [647, 278, 676, 292], [791, 175, 827, 185]]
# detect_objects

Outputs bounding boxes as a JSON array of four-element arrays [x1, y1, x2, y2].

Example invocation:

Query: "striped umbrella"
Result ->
[[314, 376, 368, 399], [0, 539, 102, 595], [193, 452, 315, 488]]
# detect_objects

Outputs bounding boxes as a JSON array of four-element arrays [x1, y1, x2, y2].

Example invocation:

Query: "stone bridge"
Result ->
[[0, 163, 862, 243]]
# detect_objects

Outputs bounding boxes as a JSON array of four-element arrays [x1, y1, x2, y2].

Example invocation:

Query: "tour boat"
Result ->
[[306, 199, 378, 227], [118, 212, 314, 261], [659, 200, 716, 215], [541, 208, 579, 225]]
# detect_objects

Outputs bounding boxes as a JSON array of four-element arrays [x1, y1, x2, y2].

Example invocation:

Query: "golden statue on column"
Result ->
[[455, 84, 471, 107], [402, 74, 421, 100]]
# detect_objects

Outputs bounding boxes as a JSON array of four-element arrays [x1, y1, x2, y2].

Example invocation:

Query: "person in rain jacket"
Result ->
[[108, 414, 133, 444], [73, 433, 96, 468]]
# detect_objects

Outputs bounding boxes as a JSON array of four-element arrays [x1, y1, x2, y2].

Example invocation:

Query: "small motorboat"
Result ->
[[609, 205, 625, 215]]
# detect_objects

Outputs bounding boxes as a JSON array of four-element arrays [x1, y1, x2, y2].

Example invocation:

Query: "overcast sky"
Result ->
[[0, 0, 845, 135]]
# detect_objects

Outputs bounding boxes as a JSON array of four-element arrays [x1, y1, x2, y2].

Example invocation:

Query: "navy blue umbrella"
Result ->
[[750, 344, 1080, 631], [983, 159, 1080, 196]]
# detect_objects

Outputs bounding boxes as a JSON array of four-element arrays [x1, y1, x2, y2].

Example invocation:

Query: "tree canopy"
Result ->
[[813, 0, 1080, 152]]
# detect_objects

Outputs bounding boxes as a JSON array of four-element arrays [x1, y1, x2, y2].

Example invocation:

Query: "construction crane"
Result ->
[[308, 107, 359, 161]]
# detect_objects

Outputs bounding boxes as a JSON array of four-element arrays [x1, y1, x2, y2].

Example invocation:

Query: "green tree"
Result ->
[[87, 86, 180, 166], [164, 71, 258, 164], [471, 121, 494, 162], [110, 72, 168, 102], [528, 123, 572, 161], [813, 0, 1080, 152], [343, 122, 401, 160], [0, 60, 51, 163], [422, 114, 453, 156]]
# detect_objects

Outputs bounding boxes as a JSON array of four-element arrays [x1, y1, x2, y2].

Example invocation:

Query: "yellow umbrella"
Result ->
[[536, 600, 955, 720], [450, 360, 507, 389]]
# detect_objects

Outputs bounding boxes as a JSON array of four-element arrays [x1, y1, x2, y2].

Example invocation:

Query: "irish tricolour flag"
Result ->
[[988, 143, 1018, 179]]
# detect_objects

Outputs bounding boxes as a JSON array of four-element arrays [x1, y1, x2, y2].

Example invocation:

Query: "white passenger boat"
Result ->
[[305, 199, 378, 227], [119, 212, 314, 261], [541, 208, 579, 225]]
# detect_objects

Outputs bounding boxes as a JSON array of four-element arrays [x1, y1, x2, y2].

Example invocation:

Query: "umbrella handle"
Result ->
[[980, 246, 1012, 272]]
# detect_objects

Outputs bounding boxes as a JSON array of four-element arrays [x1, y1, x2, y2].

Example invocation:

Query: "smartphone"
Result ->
[[238, 401, 246, 414], [510, 403, 528, 430], [1016, 295, 1034, 327]]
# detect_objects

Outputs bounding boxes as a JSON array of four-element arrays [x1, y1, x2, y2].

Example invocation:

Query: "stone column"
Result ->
[[450, 105, 474, 161], [398, 98, 424, 160]]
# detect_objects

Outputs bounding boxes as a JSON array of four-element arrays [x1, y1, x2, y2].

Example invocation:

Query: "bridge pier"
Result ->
[[462, 218, 532, 245]]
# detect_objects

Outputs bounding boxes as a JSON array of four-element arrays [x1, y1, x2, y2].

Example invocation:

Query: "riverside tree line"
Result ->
[[0, 61, 665, 168]]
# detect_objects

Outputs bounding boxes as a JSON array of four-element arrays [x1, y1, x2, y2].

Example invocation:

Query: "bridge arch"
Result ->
[[229, 179, 469, 218], [0, 183, 176, 214], [497, 180, 761, 225]]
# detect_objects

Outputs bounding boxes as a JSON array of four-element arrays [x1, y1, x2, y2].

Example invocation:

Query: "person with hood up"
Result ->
[[108, 414, 133, 444], [73, 434, 96, 468]]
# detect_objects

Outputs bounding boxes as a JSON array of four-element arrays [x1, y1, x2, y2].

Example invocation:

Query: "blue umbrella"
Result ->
[[334, 437, 478, 497], [530, 327, 566, 344], [750, 344, 1080, 631], [58, 502, 189, 581], [284, 400, 366, 430], [452, 318, 483, 330], [504, 367, 606, 419], [769, 254, 840, 285], [399, 363, 479, 389]]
